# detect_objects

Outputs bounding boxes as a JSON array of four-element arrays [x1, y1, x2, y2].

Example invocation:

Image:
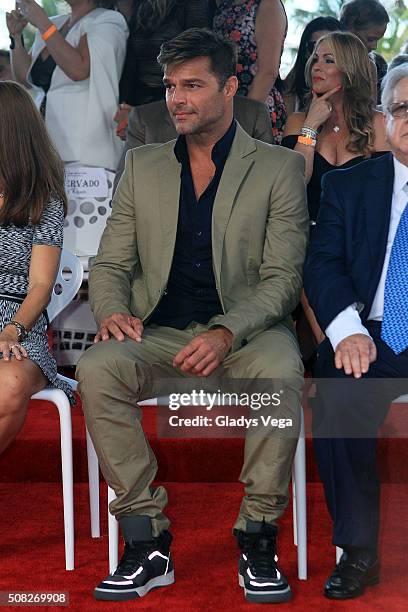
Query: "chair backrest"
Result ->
[[47, 249, 84, 323], [63, 168, 114, 258]]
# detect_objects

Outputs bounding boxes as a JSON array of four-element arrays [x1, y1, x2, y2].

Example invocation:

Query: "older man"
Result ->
[[77, 29, 307, 603], [304, 64, 408, 600]]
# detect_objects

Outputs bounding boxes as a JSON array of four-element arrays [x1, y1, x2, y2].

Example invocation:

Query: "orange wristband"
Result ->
[[297, 135, 316, 147], [41, 24, 58, 42]]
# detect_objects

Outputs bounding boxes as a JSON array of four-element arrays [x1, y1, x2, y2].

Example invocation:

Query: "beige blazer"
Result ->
[[90, 123, 309, 351], [114, 96, 274, 191]]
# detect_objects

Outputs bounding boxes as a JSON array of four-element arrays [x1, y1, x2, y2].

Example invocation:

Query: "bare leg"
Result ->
[[0, 359, 47, 455]]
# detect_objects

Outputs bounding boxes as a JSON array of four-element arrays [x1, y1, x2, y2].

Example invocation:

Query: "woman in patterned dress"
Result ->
[[213, 0, 287, 143], [0, 81, 74, 456]]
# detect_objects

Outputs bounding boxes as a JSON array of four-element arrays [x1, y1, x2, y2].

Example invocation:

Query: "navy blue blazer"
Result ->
[[304, 152, 394, 331]]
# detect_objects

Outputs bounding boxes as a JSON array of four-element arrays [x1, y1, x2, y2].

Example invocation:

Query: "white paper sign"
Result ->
[[64, 167, 109, 198]]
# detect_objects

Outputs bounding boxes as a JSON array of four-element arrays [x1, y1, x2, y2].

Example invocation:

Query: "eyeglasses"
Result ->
[[388, 101, 408, 119]]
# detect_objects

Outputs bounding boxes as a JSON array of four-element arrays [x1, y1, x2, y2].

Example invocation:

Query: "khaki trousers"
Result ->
[[76, 322, 304, 535]]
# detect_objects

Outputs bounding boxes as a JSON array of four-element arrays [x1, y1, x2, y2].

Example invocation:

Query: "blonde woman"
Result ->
[[282, 31, 389, 352]]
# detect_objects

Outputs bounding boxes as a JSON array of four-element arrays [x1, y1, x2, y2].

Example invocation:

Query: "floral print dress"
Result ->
[[213, 0, 287, 144]]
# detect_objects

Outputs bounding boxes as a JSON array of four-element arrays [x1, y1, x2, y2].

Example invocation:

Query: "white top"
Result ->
[[27, 9, 128, 170], [325, 156, 408, 351]]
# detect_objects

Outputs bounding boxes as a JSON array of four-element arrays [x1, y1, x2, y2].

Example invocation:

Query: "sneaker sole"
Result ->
[[238, 573, 292, 603], [94, 570, 175, 601]]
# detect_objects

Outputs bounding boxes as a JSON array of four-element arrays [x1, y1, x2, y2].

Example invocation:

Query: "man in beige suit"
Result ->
[[77, 29, 308, 604], [114, 96, 274, 191]]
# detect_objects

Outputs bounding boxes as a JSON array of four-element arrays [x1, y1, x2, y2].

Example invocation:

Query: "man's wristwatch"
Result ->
[[6, 320, 28, 342]]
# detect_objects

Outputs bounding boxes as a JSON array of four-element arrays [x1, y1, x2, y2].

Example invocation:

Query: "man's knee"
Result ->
[[77, 341, 113, 385], [76, 339, 141, 408], [248, 344, 304, 388], [264, 351, 303, 382], [77, 339, 134, 382]]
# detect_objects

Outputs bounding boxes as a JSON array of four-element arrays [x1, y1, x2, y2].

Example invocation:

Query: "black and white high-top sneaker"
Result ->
[[235, 521, 292, 603], [94, 530, 174, 601]]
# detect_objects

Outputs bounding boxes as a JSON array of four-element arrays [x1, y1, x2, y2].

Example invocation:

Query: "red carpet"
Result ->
[[1, 483, 407, 610], [1, 398, 408, 483], [0, 396, 407, 609]]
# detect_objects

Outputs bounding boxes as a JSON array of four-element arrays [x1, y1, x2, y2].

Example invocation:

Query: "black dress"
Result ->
[[281, 135, 387, 224], [0, 199, 75, 404]]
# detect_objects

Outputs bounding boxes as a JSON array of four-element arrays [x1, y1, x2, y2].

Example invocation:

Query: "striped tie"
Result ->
[[381, 183, 408, 354]]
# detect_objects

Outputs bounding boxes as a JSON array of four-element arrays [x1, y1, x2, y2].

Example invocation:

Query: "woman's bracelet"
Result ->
[[5, 320, 28, 342], [297, 135, 316, 147], [300, 125, 318, 140], [9, 34, 25, 50], [42, 24, 58, 42]]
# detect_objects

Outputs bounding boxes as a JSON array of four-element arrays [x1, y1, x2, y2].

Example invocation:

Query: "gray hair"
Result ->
[[381, 64, 408, 113], [388, 54, 408, 72]]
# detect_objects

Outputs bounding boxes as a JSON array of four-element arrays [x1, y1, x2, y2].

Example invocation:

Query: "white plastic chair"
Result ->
[[30, 249, 100, 570], [106, 401, 307, 580], [63, 167, 115, 275]]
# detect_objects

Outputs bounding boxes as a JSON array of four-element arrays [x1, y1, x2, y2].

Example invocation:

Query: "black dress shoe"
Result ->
[[324, 549, 380, 600]]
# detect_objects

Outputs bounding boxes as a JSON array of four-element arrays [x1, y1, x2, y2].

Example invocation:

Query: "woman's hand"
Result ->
[[6, 9, 28, 36], [114, 104, 133, 140], [0, 328, 28, 362], [16, 0, 50, 31], [304, 85, 342, 131]]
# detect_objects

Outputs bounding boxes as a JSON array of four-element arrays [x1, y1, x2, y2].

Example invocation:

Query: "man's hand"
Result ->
[[94, 313, 143, 343], [334, 333, 377, 378], [173, 327, 234, 377]]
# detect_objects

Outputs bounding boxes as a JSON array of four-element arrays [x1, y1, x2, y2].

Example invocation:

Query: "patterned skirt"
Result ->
[[0, 298, 76, 405]]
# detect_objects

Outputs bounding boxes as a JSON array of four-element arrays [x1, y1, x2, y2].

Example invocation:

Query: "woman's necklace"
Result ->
[[333, 125, 340, 133]]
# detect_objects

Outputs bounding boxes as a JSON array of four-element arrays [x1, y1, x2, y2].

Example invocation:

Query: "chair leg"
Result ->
[[55, 391, 75, 571], [293, 408, 307, 580], [86, 427, 100, 538], [292, 478, 297, 546], [108, 486, 119, 574]]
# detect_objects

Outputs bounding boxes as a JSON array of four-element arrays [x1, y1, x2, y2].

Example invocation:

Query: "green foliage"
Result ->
[[379, 3, 408, 60], [291, 0, 342, 22]]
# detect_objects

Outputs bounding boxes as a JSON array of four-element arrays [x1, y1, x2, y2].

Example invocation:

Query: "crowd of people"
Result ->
[[1, 0, 408, 606], [3, 0, 402, 163]]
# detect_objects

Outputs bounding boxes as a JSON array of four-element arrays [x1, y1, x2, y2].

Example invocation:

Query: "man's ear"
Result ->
[[224, 75, 238, 98]]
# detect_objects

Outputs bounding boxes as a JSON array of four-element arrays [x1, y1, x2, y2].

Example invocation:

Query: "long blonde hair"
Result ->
[[305, 31, 375, 156]]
